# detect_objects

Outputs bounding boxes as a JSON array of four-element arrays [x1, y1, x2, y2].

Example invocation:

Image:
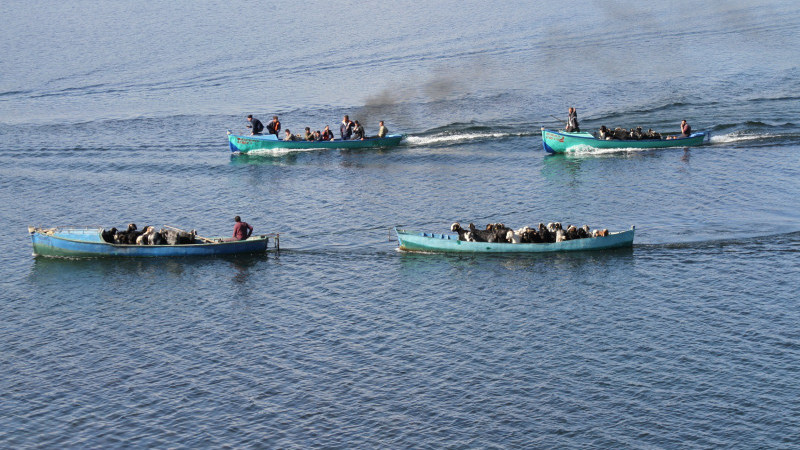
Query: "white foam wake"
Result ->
[[241, 147, 327, 156], [405, 132, 515, 146], [709, 132, 777, 144], [564, 145, 651, 155]]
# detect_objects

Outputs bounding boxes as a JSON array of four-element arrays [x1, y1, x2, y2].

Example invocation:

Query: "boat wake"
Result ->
[[562, 144, 655, 156], [709, 131, 782, 144], [238, 147, 330, 156], [405, 130, 529, 147]]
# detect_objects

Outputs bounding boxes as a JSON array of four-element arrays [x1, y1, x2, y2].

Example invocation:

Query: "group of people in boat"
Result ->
[[247, 114, 389, 141], [450, 222, 610, 244], [101, 224, 197, 245]]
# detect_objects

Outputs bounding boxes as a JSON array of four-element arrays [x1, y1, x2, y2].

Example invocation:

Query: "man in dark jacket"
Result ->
[[352, 120, 365, 140], [246, 115, 264, 135], [565, 107, 580, 132], [340, 115, 354, 140], [266, 115, 281, 137]]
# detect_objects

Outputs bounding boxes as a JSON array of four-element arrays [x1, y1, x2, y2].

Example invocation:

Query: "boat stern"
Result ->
[[394, 227, 406, 248]]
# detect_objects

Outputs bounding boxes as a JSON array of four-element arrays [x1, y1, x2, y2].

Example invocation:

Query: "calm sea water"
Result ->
[[2, 0, 800, 447]]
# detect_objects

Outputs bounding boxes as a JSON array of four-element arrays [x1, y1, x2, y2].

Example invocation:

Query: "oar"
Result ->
[[550, 115, 567, 125], [164, 225, 216, 243]]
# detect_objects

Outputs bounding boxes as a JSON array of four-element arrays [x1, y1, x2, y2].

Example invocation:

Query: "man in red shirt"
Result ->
[[232, 216, 253, 240]]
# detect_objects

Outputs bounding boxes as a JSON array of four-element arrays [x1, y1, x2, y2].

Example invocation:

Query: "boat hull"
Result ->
[[395, 227, 635, 253], [541, 128, 707, 153], [228, 133, 404, 153], [29, 227, 273, 258]]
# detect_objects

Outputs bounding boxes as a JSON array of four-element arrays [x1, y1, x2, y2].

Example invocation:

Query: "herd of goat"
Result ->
[[598, 126, 662, 140], [104, 222, 610, 246], [451, 222, 609, 244], [101, 224, 197, 245]]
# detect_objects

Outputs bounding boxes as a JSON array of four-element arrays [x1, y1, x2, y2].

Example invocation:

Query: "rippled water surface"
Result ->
[[2, 0, 800, 447]]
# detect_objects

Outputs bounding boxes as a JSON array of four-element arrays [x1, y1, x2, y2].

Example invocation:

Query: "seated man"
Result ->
[[667, 120, 693, 140], [680, 120, 692, 137], [322, 125, 335, 141], [378, 120, 388, 138], [232, 216, 253, 241], [284, 129, 296, 141], [266, 116, 281, 137], [352, 120, 365, 140], [304, 127, 314, 141]]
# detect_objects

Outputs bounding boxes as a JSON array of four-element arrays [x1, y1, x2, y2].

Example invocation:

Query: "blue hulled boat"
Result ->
[[228, 131, 404, 154], [395, 227, 635, 253], [29, 226, 278, 258], [542, 128, 708, 153]]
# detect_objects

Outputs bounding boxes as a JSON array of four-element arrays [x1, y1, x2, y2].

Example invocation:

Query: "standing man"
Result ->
[[378, 120, 388, 138], [565, 107, 580, 132], [232, 216, 253, 241], [266, 115, 281, 137], [340, 115, 354, 140], [246, 114, 264, 135]]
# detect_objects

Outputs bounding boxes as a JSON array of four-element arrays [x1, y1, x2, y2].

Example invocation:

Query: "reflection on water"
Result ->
[[338, 146, 399, 158], [396, 247, 635, 274], [229, 145, 401, 167], [541, 154, 586, 185], [229, 153, 304, 166], [224, 253, 270, 284], [29, 253, 273, 285]]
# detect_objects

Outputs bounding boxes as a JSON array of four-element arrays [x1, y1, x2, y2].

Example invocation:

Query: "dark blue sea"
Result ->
[[2, 0, 800, 447]]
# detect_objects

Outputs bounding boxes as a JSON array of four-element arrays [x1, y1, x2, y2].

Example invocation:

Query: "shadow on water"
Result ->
[[338, 146, 401, 157], [643, 229, 800, 251], [395, 246, 635, 274], [229, 153, 307, 166], [229, 145, 402, 166], [541, 146, 692, 182], [28, 253, 275, 285], [225, 253, 271, 284], [541, 154, 585, 182], [681, 147, 691, 163]]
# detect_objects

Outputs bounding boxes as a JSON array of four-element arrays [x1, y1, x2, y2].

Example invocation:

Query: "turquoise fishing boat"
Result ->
[[395, 226, 635, 253], [29, 226, 278, 258], [541, 128, 708, 153], [228, 131, 404, 154]]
